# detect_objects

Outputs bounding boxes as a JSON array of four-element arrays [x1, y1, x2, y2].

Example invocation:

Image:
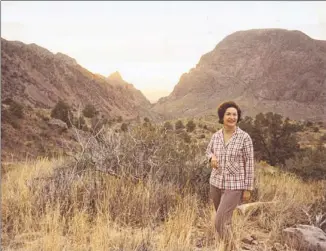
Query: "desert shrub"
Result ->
[[121, 122, 128, 132], [51, 100, 73, 127], [82, 103, 98, 118], [74, 115, 87, 130], [3, 98, 24, 120], [186, 120, 196, 132], [239, 113, 303, 166], [2, 109, 21, 129], [163, 121, 173, 131], [175, 120, 185, 130], [313, 126, 319, 133], [179, 131, 191, 143], [15, 125, 212, 234], [305, 121, 313, 127], [208, 126, 216, 133], [117, 116, 123, 123], [36, 109, 50, 122], [198, 134, 205, 139], [9, 100, 24, 119], [2, 98, 13, 105], [71, 125, 211, 202], [90, 116, 108, 134], [284, 145, 326, 181], [320, 133, 326, 142]]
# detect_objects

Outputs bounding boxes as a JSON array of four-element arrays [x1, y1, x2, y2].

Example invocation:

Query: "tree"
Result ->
[[238, 112, 303, 166], [186, 120, 196, 132]]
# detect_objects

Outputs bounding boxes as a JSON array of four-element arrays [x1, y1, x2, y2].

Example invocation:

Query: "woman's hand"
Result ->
[[242, 190, 251, 202], [210, 155, 218, 169]]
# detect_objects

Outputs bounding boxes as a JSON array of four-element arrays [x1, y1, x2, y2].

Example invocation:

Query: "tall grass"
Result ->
[[2, 126, 325, 250]]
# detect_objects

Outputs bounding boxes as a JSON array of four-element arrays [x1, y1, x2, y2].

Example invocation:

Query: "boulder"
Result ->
[[283, 224, 326, 251], [48, 118, 68, 130]]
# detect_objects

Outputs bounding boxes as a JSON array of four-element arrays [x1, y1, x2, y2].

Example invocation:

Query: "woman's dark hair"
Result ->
[[217, 101, 242, 124]]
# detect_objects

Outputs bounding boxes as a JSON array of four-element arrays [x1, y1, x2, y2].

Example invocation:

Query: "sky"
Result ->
[[1, 1, 326, 101]]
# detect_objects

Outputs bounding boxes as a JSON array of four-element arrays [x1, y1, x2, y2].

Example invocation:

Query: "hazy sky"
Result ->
[[2, 1, 326, 97]]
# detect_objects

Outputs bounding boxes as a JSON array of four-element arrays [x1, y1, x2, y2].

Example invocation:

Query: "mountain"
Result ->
[[1, 38, 154, 120], [1, 38, 159, 161], [108, 71, 124, 82], [152, 29, 326, 122]]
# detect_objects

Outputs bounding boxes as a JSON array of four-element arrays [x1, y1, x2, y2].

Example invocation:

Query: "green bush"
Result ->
[[238, 113, 303, 166]]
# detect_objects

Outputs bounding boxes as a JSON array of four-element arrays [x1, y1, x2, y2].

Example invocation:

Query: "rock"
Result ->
[[48, 118, 68, 130], [241, 243, 252, 250], [242, 236, 255, 245], [252, 240, 258, 245], [236, 201, 278, 216], [283, 224, 326, 251]]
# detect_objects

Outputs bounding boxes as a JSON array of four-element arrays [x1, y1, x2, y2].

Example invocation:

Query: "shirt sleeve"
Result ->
[[206, 133, 215, 161], [243, 134, 255, 190]]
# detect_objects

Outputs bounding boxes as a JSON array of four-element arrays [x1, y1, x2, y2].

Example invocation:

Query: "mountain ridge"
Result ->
[[152, 28, 326, 121], [1, 37, 157, 120]]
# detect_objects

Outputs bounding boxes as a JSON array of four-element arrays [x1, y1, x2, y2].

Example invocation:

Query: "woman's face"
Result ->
[[223, 107, 238, 128]]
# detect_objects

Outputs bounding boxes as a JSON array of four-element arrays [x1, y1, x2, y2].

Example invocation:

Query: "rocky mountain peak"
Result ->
[[108, 71, 123, 82], [152, 29, 326, 122]]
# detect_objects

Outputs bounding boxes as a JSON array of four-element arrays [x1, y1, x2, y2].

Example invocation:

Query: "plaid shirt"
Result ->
[[206, 126, 254, 190]]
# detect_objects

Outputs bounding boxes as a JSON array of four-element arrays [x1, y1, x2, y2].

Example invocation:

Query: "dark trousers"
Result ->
[[210, 184, 243, 239]]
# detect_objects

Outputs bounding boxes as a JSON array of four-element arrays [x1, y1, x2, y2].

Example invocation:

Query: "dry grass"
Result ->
[[2, 125, 326, 251], [2, 157, 325, 251]]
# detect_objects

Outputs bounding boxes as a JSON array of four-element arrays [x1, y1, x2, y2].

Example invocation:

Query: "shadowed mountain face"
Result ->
[[152, 29, 326, 122], [1, 38, 154, 120]]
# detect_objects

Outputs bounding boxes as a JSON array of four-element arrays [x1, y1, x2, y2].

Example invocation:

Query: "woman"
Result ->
[[206, 101, 254, 239]]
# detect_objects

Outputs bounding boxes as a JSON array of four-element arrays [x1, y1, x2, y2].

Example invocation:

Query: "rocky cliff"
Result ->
[[152, 29, 326, 121]]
